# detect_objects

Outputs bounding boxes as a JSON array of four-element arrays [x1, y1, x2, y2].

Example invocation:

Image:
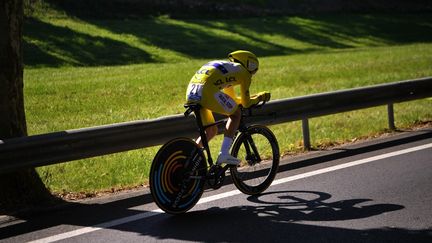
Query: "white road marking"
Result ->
[[272, 143, 432, 187], [29, 143, 432, 243]]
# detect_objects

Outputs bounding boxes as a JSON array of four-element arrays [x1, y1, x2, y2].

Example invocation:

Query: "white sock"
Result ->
[[220, 136, 233, 155]]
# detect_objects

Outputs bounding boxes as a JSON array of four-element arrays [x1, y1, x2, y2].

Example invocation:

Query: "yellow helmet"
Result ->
[[228, 50, 259, 74]]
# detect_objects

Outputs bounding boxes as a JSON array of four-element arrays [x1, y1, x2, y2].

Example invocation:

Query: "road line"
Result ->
[[272, 142, 432, 187], [29, 142, 432, 243]]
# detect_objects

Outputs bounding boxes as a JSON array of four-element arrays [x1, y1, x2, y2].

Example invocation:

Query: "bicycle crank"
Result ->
[[207, 165, 226, 189]]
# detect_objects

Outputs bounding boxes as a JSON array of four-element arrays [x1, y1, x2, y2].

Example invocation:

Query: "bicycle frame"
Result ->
[[184, 104, 223, 167], [184, 102, 265, 169], [149, 101, 278, 214]]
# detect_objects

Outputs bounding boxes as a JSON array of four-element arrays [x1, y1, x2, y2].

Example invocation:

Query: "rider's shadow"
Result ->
[[125, 190, 431, 242], [246, 190, 405, 222]]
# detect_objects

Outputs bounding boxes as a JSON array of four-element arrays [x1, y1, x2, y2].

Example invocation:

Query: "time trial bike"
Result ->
[[149, 102, 280, 214]]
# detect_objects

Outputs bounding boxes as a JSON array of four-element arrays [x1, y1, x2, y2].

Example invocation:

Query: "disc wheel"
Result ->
[[150, 138, 207, 214]]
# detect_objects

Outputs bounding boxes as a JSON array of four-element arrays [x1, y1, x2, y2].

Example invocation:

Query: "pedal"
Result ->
[[207, 165, 225, 189]]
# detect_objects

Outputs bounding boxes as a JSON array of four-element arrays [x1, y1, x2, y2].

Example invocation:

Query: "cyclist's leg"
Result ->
[[195, 107, 218, 147], [219, 88, 241, 137], [209, 91, 241, 164], [196, 88, 239, 147], [218, 108, 241, 164], [225, 108, 241, 138]]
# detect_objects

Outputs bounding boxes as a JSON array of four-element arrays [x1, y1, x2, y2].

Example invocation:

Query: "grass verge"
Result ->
[[23, 12, 432, 195]]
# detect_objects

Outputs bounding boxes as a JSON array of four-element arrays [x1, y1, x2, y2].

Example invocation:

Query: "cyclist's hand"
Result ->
[[249, 91, 271, 107]]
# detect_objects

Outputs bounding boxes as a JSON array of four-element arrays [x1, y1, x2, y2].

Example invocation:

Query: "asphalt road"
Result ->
[[1, 128, 431, 243]]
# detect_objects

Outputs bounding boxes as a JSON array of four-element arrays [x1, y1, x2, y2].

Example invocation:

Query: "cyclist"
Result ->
[[185, 50, 270, 165]]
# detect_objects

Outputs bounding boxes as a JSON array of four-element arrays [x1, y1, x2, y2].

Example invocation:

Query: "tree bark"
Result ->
[[0, 0, 55, 213]]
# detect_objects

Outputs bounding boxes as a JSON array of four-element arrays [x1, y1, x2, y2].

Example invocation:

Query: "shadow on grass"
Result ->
[[189, 14, 432, 56], [24, 13, 432, 67], [24, 18, 155, 67]]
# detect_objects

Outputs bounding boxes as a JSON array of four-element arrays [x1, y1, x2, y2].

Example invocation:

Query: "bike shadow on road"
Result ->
[[1, 189, 431, 242], [117, 190, 431, 243], [1, 129, 431, 241]]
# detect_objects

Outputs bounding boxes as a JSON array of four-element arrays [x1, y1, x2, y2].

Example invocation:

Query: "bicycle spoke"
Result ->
[[230, 125, 279, 195]]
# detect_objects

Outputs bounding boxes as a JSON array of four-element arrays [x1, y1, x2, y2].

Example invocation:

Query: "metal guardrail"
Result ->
[[0, 77, 431, 174]]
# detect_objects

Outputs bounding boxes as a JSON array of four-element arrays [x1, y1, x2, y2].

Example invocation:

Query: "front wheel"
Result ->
[[230, 125, 280, 195], [149, 138, 207, 214]]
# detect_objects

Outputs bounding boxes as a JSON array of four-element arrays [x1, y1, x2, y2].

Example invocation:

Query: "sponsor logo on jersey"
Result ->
[[215, 92, 236, 112]]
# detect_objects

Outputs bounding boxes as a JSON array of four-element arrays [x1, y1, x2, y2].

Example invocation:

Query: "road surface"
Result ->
[[1, 128, 431, 242]]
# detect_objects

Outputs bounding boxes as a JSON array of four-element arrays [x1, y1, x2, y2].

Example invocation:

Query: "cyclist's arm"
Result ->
[[240, 79, 260, 108], [224, 86, 241, 103], [240, 81, 271, 107]]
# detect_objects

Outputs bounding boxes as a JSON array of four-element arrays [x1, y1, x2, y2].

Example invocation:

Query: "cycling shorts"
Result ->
[[187, 87, 239, 126]]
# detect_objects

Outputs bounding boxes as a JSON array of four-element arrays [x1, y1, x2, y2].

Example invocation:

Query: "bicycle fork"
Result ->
[[243, 134, 262, 165]]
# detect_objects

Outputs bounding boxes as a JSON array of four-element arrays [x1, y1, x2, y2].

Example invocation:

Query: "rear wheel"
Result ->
[[230, 125, 279, 195], [149, 138, 207, 214]]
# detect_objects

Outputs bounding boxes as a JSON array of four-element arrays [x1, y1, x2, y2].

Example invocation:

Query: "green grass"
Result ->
[[25, 13, 432, 67], [23, 12, 432, 195]]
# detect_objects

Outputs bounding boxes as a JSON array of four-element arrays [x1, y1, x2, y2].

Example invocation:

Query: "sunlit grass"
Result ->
[[23, 13, 432, 195], [28, 44, 432, 195]]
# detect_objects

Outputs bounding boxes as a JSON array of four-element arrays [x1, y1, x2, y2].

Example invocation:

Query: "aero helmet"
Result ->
[[228, 50, 259, 74]]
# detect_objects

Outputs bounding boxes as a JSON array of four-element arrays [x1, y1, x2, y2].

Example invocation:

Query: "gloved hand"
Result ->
[[249, 91, 271, 107]]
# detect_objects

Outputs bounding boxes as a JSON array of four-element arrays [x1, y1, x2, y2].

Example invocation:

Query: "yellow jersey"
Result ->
[[186, 60, 258, 116]]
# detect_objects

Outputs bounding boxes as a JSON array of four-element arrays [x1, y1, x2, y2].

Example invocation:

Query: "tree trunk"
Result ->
[[0, 0, 55, 213]]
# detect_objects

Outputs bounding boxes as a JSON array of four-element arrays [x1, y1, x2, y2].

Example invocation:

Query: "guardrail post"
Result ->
[[387, 103, 396, 130], [302, 118, 311, 150]]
